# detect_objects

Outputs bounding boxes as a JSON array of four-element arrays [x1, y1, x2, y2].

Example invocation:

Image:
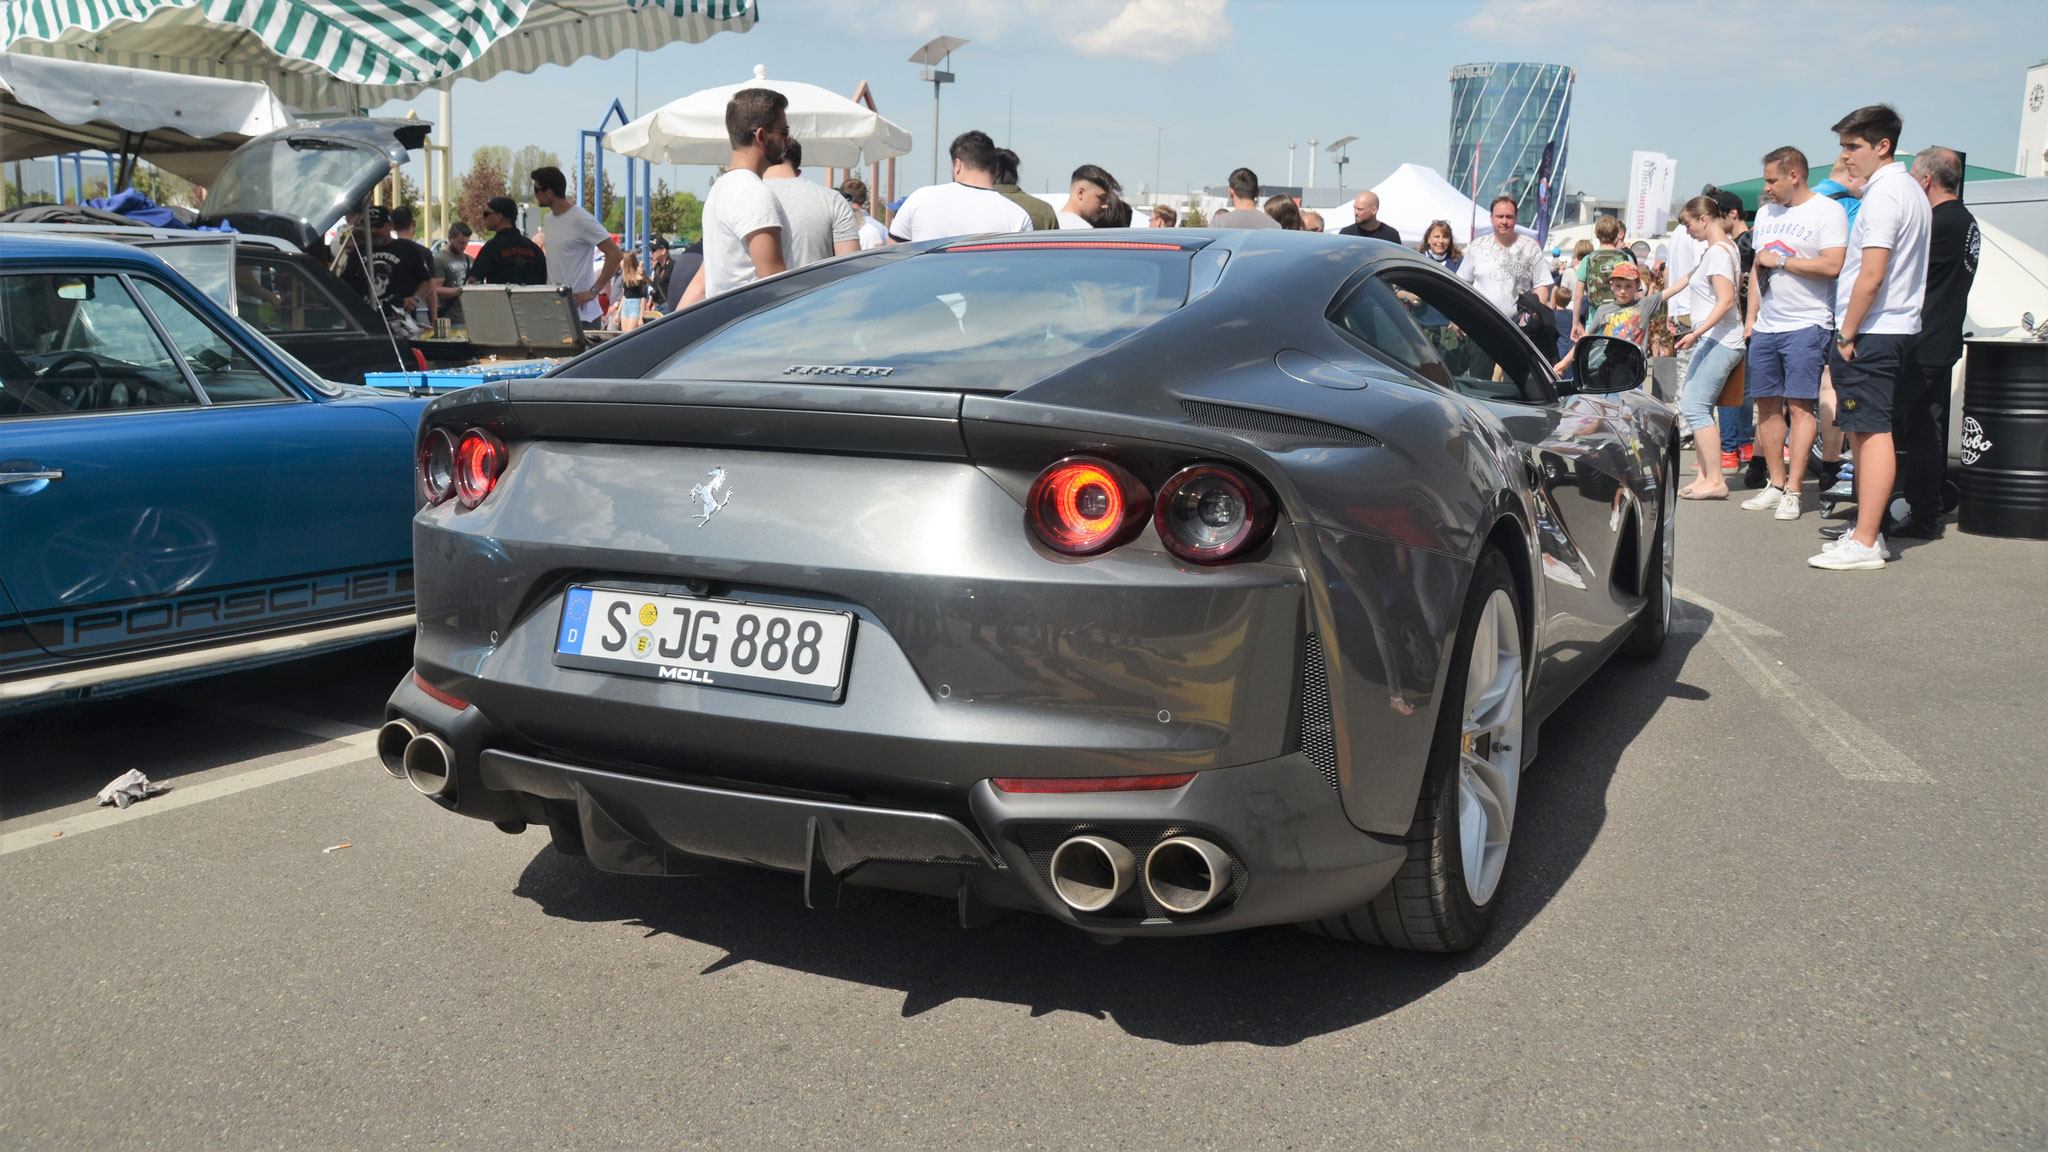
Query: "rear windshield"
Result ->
[[656, 247, 1193, 389]]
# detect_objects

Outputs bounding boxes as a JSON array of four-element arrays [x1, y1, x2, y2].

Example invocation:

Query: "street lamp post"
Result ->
[[1326, 136, 1358, 198], [1307, 138, 1318, 192], [1287, 143, 1296, 187], [909, 36, 969, 187]]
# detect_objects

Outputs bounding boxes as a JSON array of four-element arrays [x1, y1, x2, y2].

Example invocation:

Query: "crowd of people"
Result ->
[[328, 89, 1974, 572]]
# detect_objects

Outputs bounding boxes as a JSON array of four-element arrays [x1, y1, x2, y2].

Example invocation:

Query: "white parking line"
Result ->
[[0, 744, 374, 857], [1673, 588, 1933, 785]]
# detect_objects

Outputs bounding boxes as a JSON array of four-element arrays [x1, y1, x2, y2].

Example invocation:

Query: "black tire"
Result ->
[[1621, 463, 1674, 659], [1304, 547, 1520, 953]]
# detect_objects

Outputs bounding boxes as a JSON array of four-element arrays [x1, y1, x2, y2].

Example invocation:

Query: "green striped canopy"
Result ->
[[0, 0, 756, 111]]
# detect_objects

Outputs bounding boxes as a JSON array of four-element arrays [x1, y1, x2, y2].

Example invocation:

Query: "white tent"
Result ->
[[605, 64, 912, 169], [1367, 163, 1486, 244], [0, 53, 291, 183]]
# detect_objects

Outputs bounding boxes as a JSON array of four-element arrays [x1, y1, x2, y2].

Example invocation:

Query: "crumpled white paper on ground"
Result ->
[[96, 769, 169, 809]]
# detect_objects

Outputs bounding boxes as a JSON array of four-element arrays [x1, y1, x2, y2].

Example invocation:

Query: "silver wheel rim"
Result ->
[[1458, 588, 1524, 907]]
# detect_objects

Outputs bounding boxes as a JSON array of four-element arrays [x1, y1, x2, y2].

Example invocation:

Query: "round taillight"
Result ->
[[1027, 456, 1143, 556], [453, 428, 504, 509], [1154, 464, 1273, 564], [419, 427, 457, 505]]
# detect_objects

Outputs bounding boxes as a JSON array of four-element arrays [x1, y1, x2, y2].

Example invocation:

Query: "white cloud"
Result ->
[[1067, 0, 1233, 65], [791, 0, 1234, 66]]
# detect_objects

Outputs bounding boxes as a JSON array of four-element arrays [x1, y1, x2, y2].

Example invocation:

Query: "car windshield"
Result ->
[[656, 246, 1194, 390], [208, 137, 389, 228]]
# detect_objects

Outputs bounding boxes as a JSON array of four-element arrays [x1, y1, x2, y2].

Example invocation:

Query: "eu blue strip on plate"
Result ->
[[558, 587, 593, 653]]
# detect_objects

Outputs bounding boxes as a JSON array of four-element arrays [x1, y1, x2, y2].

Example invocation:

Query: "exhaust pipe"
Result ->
[[402, 732, 457, 798], [1048, 835, 1138, 913], [376, 719, 418, 780], [1145, 837, 1234, 915]]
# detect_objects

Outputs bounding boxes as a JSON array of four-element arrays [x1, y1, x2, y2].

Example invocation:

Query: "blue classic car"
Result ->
[[0, 233, 426, 709]]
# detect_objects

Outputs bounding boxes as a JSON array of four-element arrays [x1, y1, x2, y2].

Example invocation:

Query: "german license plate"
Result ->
[[553, 586, 854, 702]]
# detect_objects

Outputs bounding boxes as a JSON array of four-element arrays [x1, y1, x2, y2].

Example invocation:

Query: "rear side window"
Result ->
[[657, 247, 1194, 388], [237, 254, 351, 334], [0, 273, 200, 417]]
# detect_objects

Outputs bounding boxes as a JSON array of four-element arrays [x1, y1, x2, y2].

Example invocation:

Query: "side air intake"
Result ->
[[1300, 633, 1340, 790], [1180, 400, 1380, 446]]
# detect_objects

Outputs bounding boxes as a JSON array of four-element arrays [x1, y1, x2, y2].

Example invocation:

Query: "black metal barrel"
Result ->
[[1958, 339, 2048, 540]]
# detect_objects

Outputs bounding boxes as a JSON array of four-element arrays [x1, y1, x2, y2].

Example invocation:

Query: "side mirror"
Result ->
[[1571, 335, 1647, 395]]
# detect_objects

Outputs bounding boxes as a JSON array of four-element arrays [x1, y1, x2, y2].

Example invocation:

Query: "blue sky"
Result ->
[[367, 0, 2048, 205]]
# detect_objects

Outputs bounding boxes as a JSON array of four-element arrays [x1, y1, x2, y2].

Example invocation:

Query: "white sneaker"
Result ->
[[1741, 485, 1785, 511], [1775, 491, 1802, 521], [1809, 535, 1887, 569]]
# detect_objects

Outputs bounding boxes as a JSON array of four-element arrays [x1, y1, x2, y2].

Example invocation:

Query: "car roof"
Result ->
[[0, 229, 182, 268]]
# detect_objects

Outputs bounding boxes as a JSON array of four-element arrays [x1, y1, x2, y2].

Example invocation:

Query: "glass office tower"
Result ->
[[1448, 62, 1574, 230]]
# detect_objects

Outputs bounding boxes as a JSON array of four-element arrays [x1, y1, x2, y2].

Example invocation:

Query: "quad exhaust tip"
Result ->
[[1144, 837, 1233, 915], [1048, 835, 1138, 913], [401, 732, 457, 798], [376, 719, 417, 780]]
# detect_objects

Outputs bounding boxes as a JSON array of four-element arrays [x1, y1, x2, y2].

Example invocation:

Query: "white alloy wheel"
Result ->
[[1457, 587, 1524, 907]]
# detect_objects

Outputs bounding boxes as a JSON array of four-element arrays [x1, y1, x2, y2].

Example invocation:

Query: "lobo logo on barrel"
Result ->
[[1960, 416, 1994, 466]]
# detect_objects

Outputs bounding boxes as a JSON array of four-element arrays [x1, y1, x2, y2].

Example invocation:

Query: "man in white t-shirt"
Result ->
[[1057, 165, 1118, 229], [764, 138, 859, 269], [1811, 104, 1931, 571], [1458, 196, 1549, 315], [678, 87, 793, 305], [1742, 146, 1849, 514], [530, 165, 622, 324], [887, 130, 1035, 244]]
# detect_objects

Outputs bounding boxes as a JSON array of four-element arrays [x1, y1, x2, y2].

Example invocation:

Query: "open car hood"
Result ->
[[198, 119, 431, 251]]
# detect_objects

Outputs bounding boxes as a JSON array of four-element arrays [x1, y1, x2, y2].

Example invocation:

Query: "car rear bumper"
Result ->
[[384, 674, 1406, 936]]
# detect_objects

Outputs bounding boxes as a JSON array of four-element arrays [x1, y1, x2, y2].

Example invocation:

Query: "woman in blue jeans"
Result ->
[[1670, 195, 1747, 499]]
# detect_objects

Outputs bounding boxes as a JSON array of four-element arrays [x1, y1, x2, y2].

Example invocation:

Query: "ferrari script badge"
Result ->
[[689, 468, 733, 527]]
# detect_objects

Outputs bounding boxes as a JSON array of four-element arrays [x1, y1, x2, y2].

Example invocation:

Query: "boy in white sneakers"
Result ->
[[1809, 105, 1929, 571]]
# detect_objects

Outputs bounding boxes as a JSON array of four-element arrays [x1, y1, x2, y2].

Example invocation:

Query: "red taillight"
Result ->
[[412, 671, 470, 711], [1027, 456, 1144, 556], [992, 774, 1195, 793], [418, 427, 457, 505], [453, 428, 504, 509], [1153, 463, 1273, 565]]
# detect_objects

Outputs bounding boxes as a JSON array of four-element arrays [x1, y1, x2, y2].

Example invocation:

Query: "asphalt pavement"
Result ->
[[2, 474, 2043, 1150]]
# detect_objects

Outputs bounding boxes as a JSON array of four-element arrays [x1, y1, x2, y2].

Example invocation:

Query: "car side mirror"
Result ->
[[1570, 335, 1647, 395]]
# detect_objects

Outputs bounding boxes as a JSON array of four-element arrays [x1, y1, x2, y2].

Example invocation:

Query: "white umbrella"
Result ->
[[606, 65, 913, 168]]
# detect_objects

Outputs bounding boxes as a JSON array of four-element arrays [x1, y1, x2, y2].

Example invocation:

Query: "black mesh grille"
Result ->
[[1301, 633, 1340, 791], [1013, 822, 1247, 922], [1180, 400, 1380, 446]]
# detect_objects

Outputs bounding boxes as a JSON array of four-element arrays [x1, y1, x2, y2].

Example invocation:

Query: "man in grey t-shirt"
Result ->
[[1208, 167, 1281, 229], [764, 139, 860, 269]]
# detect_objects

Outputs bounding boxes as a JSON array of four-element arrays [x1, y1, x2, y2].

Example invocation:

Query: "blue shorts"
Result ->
[[1746, 326, 1830, 401]]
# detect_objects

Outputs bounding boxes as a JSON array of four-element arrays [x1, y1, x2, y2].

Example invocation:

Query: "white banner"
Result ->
[[1626, 150, 1667, 237], [1654, 155, 1679, 235]]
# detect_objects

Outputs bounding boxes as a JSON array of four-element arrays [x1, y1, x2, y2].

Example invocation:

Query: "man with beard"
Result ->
[[678, 87, 792, 305], [337, 204, 438, 328]]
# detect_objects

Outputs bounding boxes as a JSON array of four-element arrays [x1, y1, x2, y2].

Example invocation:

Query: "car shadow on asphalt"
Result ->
[[509, 624, 1711, 1046], [0, 638, 411, 822]]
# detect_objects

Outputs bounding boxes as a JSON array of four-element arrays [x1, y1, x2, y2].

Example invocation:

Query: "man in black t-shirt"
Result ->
[[1891, 146, 1979, 537], [1338, 191, 1401, 243], [467, 196, 547, 286], [337, 205, 439, 325]]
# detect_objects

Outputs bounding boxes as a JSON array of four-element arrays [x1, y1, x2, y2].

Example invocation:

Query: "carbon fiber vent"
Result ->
[[1301, 633, 1340, 790], [1179, 400, 1380, 446]]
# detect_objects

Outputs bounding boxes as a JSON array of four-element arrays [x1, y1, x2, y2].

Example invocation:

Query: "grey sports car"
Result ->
[[380, 229, 1676, 952]]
